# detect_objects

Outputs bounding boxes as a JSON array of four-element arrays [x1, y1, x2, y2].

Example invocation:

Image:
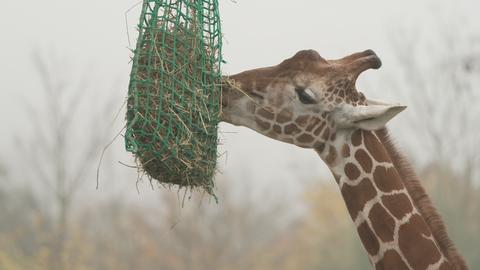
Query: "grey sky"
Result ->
[[0, 0, 478, 200]]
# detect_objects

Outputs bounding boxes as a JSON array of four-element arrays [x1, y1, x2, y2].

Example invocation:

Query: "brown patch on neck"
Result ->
[[375, 250, 410, 270], [341, 144, 351, 158], [399, 214, 442, 269], [341, 178, 377, 220], [372, 166, 404, 193], [344, 163, 361, 180], [325, 145, 338, 166], [351, 129, 363, 146], [357, 221, 380, 256], [369, 203, 396, 242], [381, 193, 413, 220], [355, 149, 373, 173], [376, 128, 469, 270], [363, 131, 390, 163]]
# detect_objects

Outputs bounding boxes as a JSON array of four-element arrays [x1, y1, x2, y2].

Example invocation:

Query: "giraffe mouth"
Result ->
[[353, 117, 375, 123]]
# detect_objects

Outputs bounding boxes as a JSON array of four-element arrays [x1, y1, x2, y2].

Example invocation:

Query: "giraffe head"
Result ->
[[221, 49, 406, 148]]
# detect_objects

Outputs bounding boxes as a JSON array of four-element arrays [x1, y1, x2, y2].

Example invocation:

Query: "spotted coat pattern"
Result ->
[[221, 49, 463, 270]]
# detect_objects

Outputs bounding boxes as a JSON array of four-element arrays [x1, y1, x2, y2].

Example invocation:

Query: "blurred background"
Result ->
[[0, 0, 479, 269]]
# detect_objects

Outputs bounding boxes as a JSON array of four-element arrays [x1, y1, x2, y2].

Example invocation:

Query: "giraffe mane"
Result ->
[[376, 128, 469, 270]]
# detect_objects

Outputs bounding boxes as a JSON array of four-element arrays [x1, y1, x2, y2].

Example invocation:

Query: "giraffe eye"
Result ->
[[295, 87, 317, 104]]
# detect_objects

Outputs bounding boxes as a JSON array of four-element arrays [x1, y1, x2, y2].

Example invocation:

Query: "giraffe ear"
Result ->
[[333, 103, 406, 131]]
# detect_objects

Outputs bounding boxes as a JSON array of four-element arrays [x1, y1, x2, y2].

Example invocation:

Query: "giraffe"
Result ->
[[220, 49, 469, 270]]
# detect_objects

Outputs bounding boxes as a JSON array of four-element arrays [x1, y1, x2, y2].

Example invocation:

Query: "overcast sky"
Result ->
[[0, 0, 478, 201]]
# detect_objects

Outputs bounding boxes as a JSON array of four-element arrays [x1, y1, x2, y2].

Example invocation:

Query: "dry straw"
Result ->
[[125, 0, 223, 196]]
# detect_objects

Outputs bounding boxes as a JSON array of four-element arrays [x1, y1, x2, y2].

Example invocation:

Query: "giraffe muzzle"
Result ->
[[349, 51, 382, 72], [345, 51, 382, 83]]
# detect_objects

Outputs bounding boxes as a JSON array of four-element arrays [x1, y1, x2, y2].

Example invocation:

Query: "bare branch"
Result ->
[[388, 13, 480, 183]]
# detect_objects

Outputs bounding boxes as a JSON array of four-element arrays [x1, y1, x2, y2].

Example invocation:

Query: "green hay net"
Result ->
[[125, 0, 223, 196]]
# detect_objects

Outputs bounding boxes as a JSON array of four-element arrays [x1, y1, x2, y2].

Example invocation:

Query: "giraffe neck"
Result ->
[[317, 129, 453, 270]]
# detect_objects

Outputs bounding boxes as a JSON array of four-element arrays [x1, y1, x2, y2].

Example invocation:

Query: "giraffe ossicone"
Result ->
[[220, 49, 469, 270]]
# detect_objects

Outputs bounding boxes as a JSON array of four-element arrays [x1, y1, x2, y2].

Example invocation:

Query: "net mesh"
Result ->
[[125, 0, 223, 195]]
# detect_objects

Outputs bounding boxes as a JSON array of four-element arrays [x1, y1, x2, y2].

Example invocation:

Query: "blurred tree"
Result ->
[[420, 164, 480, 269], [388, 13, 480, 269], [0, 186, 50, 270], [389, 16, 480, 184], [0, 173, 477, 270], [0, 161, 6, 179], [290, 169, 480, 270], [12, 49, 117, 270], [64, 180, 295, 270], [155, 185, 290, 270], [273, 182, 371, 270]]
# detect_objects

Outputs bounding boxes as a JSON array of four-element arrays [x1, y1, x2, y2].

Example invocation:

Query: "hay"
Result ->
[[125, 1, 222, 196]]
